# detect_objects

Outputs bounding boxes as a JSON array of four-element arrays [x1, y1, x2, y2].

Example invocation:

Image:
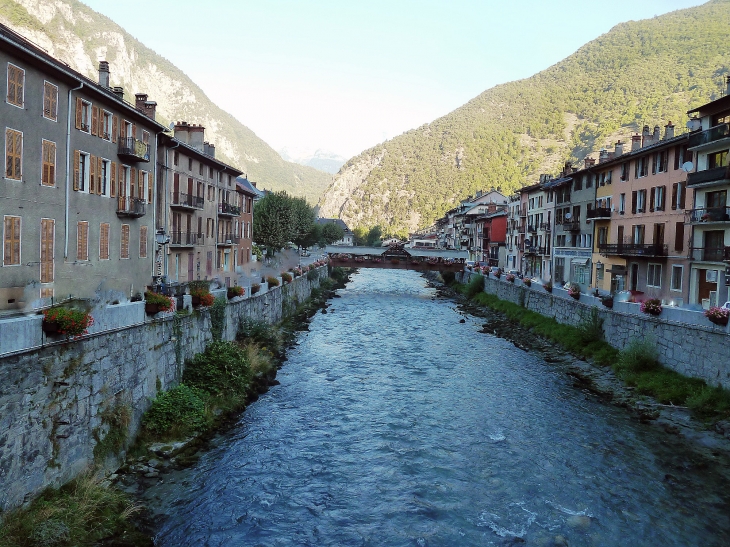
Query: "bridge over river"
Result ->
[[323, 243, 468, 272]]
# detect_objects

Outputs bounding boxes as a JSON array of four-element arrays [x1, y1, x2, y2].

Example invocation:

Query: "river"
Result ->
[[151, 268, 730, 546]]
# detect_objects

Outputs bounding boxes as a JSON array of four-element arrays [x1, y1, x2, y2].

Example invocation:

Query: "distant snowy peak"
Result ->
[[279, 148, 346, 174]]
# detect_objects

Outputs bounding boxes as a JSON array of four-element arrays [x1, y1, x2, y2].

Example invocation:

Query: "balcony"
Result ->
[[217, 234, 241, 246], [170, 192, 204, 210], [540, 222, 551, 231], [688, 246, 730, 262], [598, 243, 668, 257], [117, 137, 150, 163], [170, 231, 203, 247], [560, 221, 581, 232], [688, 207, 730, 224], [218, 202, 241, 217], [687, 166, 730, 188], [116, 196, 146, 218], [688, 123, 730, 149], [587, 208, 611, 220]]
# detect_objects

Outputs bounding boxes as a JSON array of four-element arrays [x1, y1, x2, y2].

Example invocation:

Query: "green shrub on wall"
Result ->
[[183, 341, 252, 397], [141, 385, 208, 438]]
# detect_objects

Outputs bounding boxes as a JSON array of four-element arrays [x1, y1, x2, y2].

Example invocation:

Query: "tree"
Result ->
[[321, 222, 344, 245], [366, 225, 383, 246], [353, 226, 368, 246], [253, 191, 295, 255], [301, 223, 322, 249], [291, 197, 316, 248]]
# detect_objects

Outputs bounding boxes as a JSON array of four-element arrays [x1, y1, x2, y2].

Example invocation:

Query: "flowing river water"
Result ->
[[150, 269, 730, 546]]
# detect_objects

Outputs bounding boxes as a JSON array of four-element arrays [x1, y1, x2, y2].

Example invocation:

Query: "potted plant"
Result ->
[[601, 295, 614, 309], [568, 283, 581, 300], [281, 272, 293, 284], [640, 298, 662, 316], [506, 274, 515, 283], [188, 281, 211, 307], [144, 291, 175, 314], [494, 269, 502, 279], [42, 307, 94, 337], [267, 276, 280, 288], [227, 286, 245, 299], [251, 283, 261, 295], [704, 306, 730, 326], [523, 278, 532, 287], [543, 280, 553, 293]]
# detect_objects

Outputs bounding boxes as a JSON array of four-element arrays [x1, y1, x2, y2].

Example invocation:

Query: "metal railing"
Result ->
[[540, 222, 551, 231], [117, 137, 150, 162], [587, 208, 611, 220], [169, 231, 203, 246], [598, 243, 668, 257], [559, 221, 581, 231], [218, 202, 241, 216], [688, 207, 730, 223], [116, 196, 146, 217], [688, 123, 730, 148], [687, 165, 730, 187], [688, 246, 730, 262], [171, 192, 204, 209]]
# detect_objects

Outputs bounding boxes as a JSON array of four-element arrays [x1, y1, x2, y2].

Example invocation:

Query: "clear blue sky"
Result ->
[[83, 0, 707, 160]]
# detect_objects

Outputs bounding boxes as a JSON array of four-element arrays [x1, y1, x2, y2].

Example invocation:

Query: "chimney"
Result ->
[[174, 121, 190, 144], [585, 156, 596, 168], [653, 125, 661, 142], [203, 141, 216, 158], [614, 140, 624, 157], [98, 61, 110, 88], [598, 150, 609, 164], [727, 75, 730, 95], [631, 134, 642, 151], [642, 125, 652, 147], [563, 161, 572, 176], [188, 123, 205, 152], [664, 121, 675, 140], [144, 100, 157, 121], [112, 86, 124, 100], [135, 93, 148, 111]]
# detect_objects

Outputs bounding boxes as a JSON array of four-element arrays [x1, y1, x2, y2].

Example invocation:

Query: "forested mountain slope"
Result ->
[[319, 0, 730, 234], [0, 0, 332, 203]]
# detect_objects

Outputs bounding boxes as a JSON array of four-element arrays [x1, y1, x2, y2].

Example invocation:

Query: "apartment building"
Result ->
[[156, 125, 243, 287], [235, 177, 258, 269], [505, 194, 521, 270], [519, 182, 551, 279], [596, 125, 691, 302], [686, 81, 730, 307], [1, 24, 165, 312], [474, 209, 507, 267]]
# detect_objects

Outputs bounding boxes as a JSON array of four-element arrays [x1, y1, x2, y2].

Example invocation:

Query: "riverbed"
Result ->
[[146, 268, 730, 546]]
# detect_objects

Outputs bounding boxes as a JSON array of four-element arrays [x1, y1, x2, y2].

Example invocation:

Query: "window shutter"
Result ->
[[675, 222, 684, 252], [631, 191, 637, 214], [132, 124, 136, 140], [148, 174, 153, 204], [110, 161, 117, 197], [73, 150, 80, 191], [48, 141, 56, 185], [16, 69, 24, 105], [40, 218, 54, 283], [112, 115, 118, 143], [118, 164, 125, 196], [130, 168, 137, 199], [91, 106, 99, 136], [75, 97, 82, 130], [679, 183, 686, 209], [671, 183, 678, 210], [649, 187, 655, 212], [660, 185, 666, 211], [673, 145, 680, 170], [121, 224, 130, 259], [139, 226, 148, 258], [89, 155, 96, 194], [100, 223, 109, 259], [651, 154, 656, 175]]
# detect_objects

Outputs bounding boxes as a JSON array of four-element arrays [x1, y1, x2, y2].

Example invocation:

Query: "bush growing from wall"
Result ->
[[237, 318, 284, 358], [465, 274, 484, 299], [141, 384, 209, 439], [183, 341, 252, 398]]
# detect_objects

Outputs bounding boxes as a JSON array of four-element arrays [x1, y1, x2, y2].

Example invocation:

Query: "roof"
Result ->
[[687, 94, 730, 117], [316, 218, 352, 232], [159, 133, 243, 175], [235, 177, 258, 196], [540, 176, 572, 189], [0, 23, 167, 132]]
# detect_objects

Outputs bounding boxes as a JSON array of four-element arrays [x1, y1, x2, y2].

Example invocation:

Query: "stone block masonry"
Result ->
[[458, 272, 730, 390], [0, 267, 326, 512]]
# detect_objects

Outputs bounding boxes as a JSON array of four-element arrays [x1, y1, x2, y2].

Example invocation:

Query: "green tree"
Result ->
[[366, 225, 383, 246], [301, 223, 322, 249], [353, 226, 368, 246], [253, 191, 295, 255], [321, 222, 345, 245], [291, 197, 316, 248]]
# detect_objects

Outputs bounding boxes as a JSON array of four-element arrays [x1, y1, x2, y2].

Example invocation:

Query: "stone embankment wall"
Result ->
[[459, 272, 730, 390], [0, 268, 325, 512]]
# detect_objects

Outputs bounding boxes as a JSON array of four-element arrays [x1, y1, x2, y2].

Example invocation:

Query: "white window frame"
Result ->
[[647, 263, 662, 288], [123, 120, 133, 139], [102, 110, 112, 141], [5, 127, 23, 181], [619, 193, 625, 214], [637, 190, 646, 213], [42, 81, 58, 121], [78, 151, 90, 193], [101, 158, 110, 196], [6, 63, 24, 108], [655, 186, 665, 211], [3, 214, 22, 266], [670, 265, 683, 292], [80, 100, 92, 133], [140, 170, 149, 203]]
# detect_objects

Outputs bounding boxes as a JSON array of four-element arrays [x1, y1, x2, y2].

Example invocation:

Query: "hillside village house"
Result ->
[[156, 124, 244, 287], [1, 24, 166, 312], [686, 82, 730, 307]]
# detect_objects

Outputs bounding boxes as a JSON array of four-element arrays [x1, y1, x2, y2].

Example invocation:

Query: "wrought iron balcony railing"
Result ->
[[587, 208, 611, 220], [116, 196, 146, 218], [688, 246, 730, 262], [218, 202, 241, 216], [559, 221, 581, 231], [598, 243, 668, 257], [169, 231, 204, 246], [171, 191, 204, 209], [688, 207, 730, 223], [117, 137, 150, 162], [687, 166, 730, 187]]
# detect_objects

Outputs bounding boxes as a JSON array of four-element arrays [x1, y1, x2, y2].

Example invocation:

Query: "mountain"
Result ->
[[319, 0, 730, 234], [279, 148, 347, 175], [0, 0, 332, 203]]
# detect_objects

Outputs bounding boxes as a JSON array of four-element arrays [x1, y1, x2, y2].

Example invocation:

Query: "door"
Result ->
[[698, 269, 718, 305], [704, 230, 724, 261], [630, 263, 639, 291], [173, 172, 180, 204], [187, 252, 194, 281], [617, 225, 624, 251]]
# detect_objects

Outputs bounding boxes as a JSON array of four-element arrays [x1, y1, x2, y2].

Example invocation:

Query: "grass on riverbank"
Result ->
[[452, 279, 730, 420], [0, 472, 150, 547]]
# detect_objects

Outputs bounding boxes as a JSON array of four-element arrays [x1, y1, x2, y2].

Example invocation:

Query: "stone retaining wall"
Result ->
[[459, 272, 730, 389], [0, 267, 326, 511]]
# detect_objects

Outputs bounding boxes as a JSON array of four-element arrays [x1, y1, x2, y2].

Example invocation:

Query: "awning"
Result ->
[[607, 266, 627, 274], [571, 258, 590, 266]]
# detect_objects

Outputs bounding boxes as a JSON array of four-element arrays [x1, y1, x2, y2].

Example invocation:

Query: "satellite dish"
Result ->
[[565, 212, 572, 220], [168, 122, 175, 130], [681, 161, 694, 173], [686, 119, 702, 132]]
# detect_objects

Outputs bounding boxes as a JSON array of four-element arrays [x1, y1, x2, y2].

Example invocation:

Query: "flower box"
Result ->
[[640, 299, 662, 316], [145, 291, 175, 315], [506, 274, 515, 283], [601, 297, 614, 309], [227, 286, 245, 299], [523, 278, 531, 287], [42, 307, 94, 337], [705, 306, 729, 326]]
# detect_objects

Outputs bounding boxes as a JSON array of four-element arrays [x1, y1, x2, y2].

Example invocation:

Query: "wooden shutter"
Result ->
[[73, 150, 80, 191], [671, 183, 678, 210], [131, 124, 136, 140], [651, 153, 656, 175], [631, 191, 637, 214], [112, 115, 118, 143], [99, 223, 110, 259], [4, 216, 21, 265], [42, 140, 56, 186], [679, 183, 687, 209], [130, 168, 137, 199], [5, 129, 22, 180], [77, 221, 88, 261], [75, 97, 82, 129], [40, 218, 54, 283], [89, 154, 96, 194], [110, 162, 117, 197], [649, 187, 655, 212], [121, 224, 130, 259], [139, 226, 148, 258], [673, 145, 680, 170], [119, 164, 125, 196], [7, 65, 24, 106], [148, 173, 153, 204], [138, 170, 143, 200], [91, 106, 99, 136], [660, 185, 666, 211], [675, 222, 684, 252]]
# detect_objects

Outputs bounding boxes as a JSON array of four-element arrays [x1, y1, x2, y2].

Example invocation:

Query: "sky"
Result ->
[[83, 0, 708, 161]]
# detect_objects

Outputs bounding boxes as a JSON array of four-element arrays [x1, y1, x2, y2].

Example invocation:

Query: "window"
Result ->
[[636, 190, 646, 213], [99, 222, 110, 260], [647, 263, 662, 288], [199, 163, 204, 176], [120, 224, 130, 259], [708, 150, 728, 169], [144, 171, 152, 203], [620, 162, 629, 181], [188, 158, 193, 171], [632, 224, 645, 245], [654, 150, 668, 173], [671, 265, 683, 292], [174, 151, 179, 166], [5, 128, 22, 180], [6, 64, 24, 107], [650, 186, 666, 212], [123, 120, 133, 139], [42, 140, 56, 186], [102, 111, 112, 140], [142, 131, 150, 144], [585, 174, 593, 189], [73, 151, 89, 192], [635, 156, 648, 178], [139, 226, 148, 258], [598, 226, 608, 246], [3, 215, 21, 265], [43, 82, 58, 121], [574, 177, 583, 191], [75, 99, 91, 132], [76, 221, 89, 261], [208, 185, 214, 201], [209, 166, 214, 179], [675, 222, 684, 252], [39, 218, 55, 283]]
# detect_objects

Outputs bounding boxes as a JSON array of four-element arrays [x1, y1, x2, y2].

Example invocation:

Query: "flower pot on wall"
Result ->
[[709, 315, 728, 326], [42, 320, 61, 335], [145, 303, 160, 315]]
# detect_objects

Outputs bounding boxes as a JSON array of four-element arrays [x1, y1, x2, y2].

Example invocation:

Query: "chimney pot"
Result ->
[[585, 156, 597, 168], [631, 134, 642, 151], [98, 61, 110, 88], [653, 125, 661, 142], [664, 121, 675, 140], [614, 140, 624, 156], [112, 86, 124, 99]]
